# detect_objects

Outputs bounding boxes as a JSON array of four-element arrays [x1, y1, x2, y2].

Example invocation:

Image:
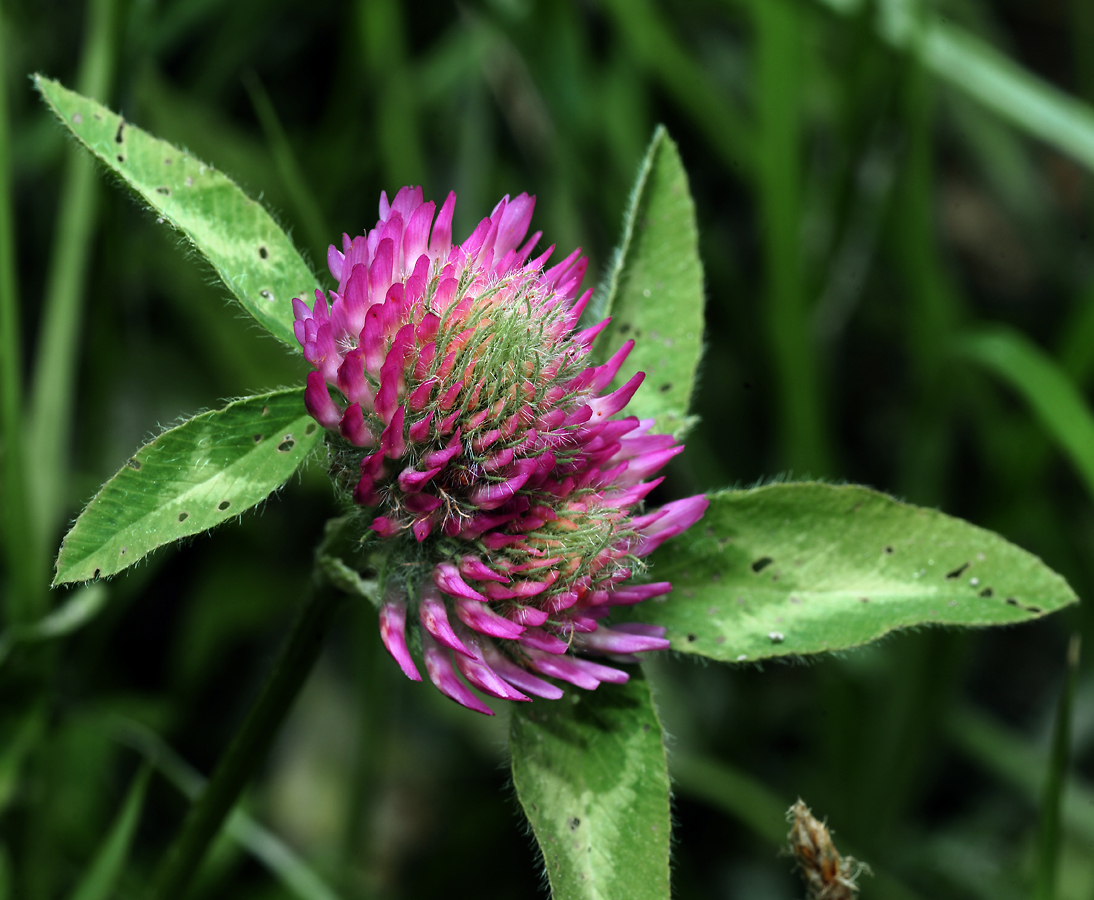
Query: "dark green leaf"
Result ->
[[54, 389, 319, 584], [34, 75, 320, 348], [632, 483, 1077, 661], [510, 671, 671, 900], [595, 126, 704, 437]]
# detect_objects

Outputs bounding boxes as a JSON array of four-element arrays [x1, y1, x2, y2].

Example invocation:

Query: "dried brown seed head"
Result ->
[[786, 799, 870, 900]]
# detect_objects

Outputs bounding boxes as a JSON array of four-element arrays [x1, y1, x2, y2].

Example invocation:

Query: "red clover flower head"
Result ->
[[293, 186, 708, 714]]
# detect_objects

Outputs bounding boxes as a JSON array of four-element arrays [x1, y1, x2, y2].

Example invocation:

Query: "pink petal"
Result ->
[[574, 624, 670, 655], [304, 371, 342, 429], [419, 586, 474, 658], [434, 562, 487, 601], [482, 644, 564, 699], [422, 633, 494, 715], [379, 601, 421, 681], [454, 597, 525, 640]]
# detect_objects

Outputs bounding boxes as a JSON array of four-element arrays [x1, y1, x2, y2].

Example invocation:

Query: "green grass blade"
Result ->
[[510, 671, 671, 900], [0, 6, 34, 624], [1033, 635, 1081, 900], [66, 766, 150, 900], [114, 720, 343, 900], [23, 0, 118, 617], [147, 584, 346, 900], [53, 389, 319, 585], [1056, 283, 1094, 385], [896, 60, 960, 504], [595, 126, 705, 436], [33, 75, 320, 349], [0, 583, 108, 666], [947, 706, 1094, 846], [600, 0, 753, 176], [813, 0, 1094, 174], [957, 326, 1094, 501], [0, 704, 46, 816], [357, 0, 426, 188], [242, 71, 331, 261], [632, 483, 1077, 661], [920, 24, 1094, 173], [755, 0, 830, 475]]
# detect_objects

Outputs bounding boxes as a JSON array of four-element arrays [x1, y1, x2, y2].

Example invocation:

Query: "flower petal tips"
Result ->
[[292, 187, 707, 714]]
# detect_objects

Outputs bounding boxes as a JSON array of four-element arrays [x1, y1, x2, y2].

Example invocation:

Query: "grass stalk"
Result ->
[[895, 54, 958, 504], [242, 71, 331, 263], [0, 9, 36, 624], [24, 0, 117, 601], [147, 582, 346, 900], [1033, 635, 1081, 900], [357, 0, 425, 189], [754, 0, 830, 475]]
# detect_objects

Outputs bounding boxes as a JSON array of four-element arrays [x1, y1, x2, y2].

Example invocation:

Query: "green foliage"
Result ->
[[53, 390, 319, 584], [959, 327, 1094, 500], [66, 766, 149, 900], [6, 1, 1094, 899], [635, 483, 1077, 661], [33, 76, 320, 349], [596, 127, 704, 437], [815, 0, 1094, 172], [118, 720, 346, 900], [0, 584, 108, 665], [510, 673, 670, 900], [1033, 636, 1081, 900]]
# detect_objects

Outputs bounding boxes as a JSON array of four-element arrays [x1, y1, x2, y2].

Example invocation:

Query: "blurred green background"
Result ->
[[3, 0, 1094, 897]]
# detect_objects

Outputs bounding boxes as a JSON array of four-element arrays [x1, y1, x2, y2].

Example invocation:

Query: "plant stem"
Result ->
[[147, 581, 346, 900]]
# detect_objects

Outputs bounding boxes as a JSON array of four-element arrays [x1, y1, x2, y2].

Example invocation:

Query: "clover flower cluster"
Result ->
[[293, 187, 706, 714]]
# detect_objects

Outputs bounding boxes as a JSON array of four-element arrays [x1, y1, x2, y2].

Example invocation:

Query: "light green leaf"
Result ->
[[54, 389, 319, 585], [957, 326, 1094, 500], [510, 671, 670, 900], [33, 75, 320, 348], [67, 766, 150, 900], [595, 126, 704, 437], [632, 483, 1077, 662]]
